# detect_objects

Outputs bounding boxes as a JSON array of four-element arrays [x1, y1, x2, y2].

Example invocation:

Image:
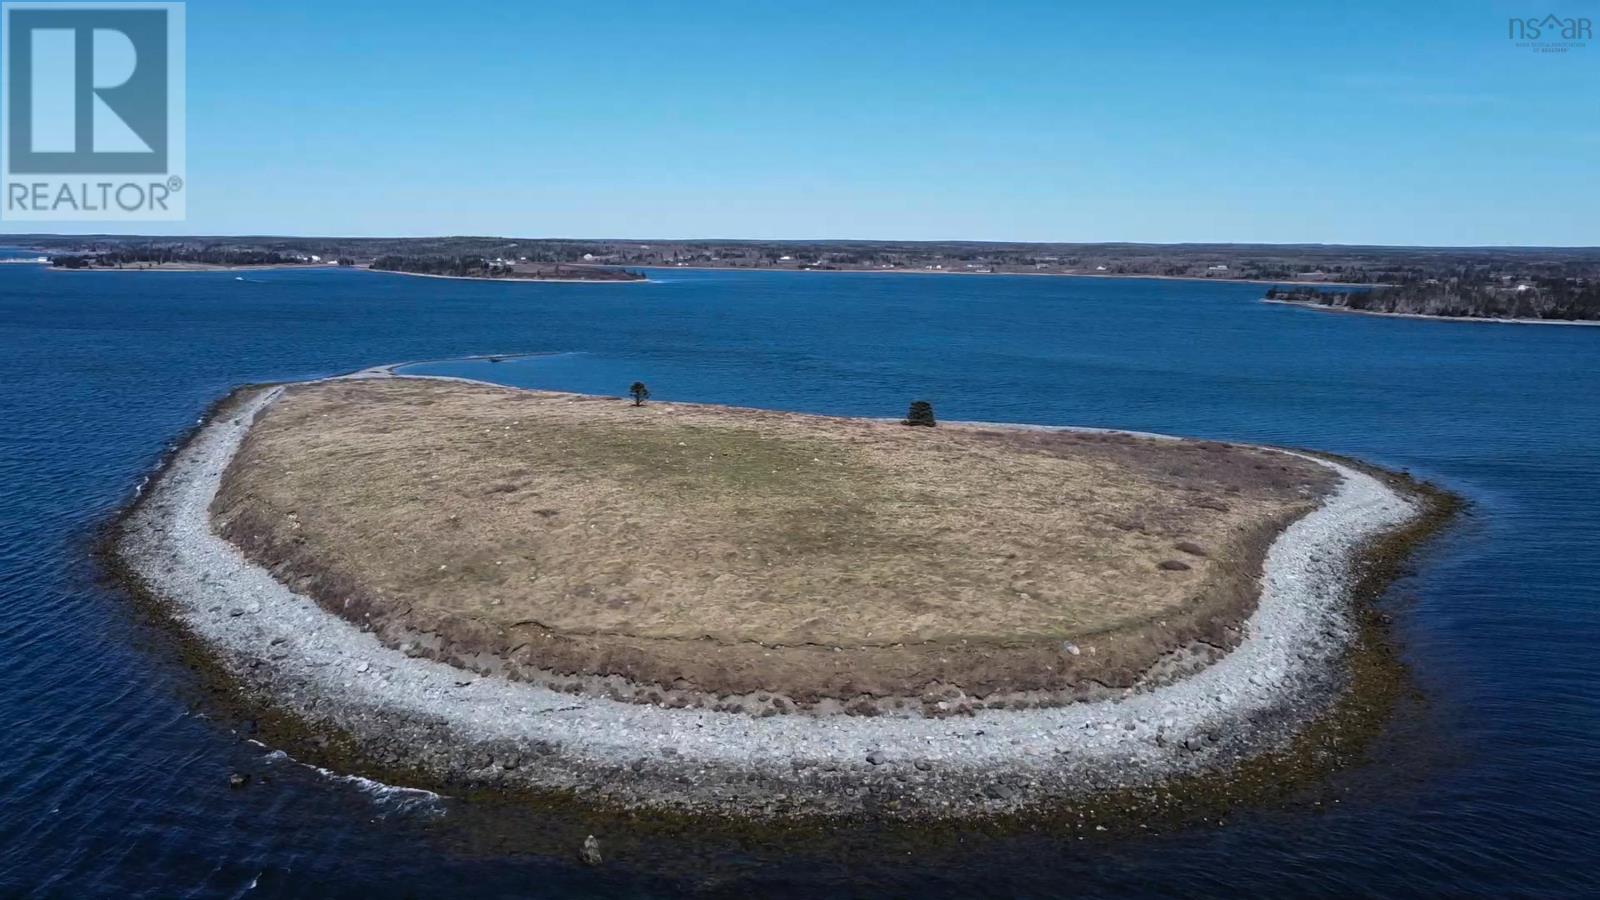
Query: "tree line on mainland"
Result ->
[[1266, 276, 1600, 322]]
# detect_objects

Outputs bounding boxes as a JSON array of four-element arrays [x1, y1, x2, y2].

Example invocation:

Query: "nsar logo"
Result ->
[[1508, 12, 1592, 53]]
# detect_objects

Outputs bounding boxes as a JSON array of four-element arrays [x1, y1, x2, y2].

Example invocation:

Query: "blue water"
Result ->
[[2, 262, 1598, 897]]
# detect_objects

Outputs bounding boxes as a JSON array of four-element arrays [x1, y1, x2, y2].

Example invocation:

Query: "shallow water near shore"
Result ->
[[2, 260, 1599, 896]]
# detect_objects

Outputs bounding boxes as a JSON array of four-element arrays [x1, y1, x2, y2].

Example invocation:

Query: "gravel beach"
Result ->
[[115, 381, 1420, 819]]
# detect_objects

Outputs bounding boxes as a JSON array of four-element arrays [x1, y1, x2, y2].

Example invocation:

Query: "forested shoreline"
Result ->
[[369, 255, 644, 281], [1266, 278, 1600, 322]]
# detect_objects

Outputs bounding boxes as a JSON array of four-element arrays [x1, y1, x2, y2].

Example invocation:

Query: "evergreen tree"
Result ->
[[903, 400, 935, 427]]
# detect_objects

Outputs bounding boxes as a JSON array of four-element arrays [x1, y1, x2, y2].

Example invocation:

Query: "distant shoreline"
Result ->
[[648, 264, 1380, 288], [1264, 297, 1600, 327], [47, 262, 330, 273], [41, 260, 1369, 288], [38, 260, 648, 283]]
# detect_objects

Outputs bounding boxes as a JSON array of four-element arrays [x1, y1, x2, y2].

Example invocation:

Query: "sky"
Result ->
[[4, 0, 1598, 245]]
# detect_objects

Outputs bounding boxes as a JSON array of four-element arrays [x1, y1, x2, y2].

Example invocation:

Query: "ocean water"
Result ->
[[1, 259, 1597, 897]]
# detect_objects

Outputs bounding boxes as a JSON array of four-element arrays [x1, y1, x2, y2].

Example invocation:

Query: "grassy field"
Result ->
[[213, 379, 1334, 708]]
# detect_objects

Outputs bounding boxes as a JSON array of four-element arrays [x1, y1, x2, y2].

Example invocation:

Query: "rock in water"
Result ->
[[228, 772, 248, 789], [579, 834, 603, 866]]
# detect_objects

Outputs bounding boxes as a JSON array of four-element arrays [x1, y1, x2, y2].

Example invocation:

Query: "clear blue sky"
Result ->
[[7, 0, 1598, 245]]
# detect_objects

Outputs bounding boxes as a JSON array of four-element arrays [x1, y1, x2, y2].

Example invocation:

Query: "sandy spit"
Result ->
[[116, 382, 1418, 819]]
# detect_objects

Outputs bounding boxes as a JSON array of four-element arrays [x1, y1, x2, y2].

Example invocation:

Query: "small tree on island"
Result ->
[[629, 381, 650, 406], [903, 400, 936, 427]]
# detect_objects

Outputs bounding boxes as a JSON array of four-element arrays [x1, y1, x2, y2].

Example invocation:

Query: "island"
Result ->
[[113, 373, 1443, 820], [49, 247, 344, 271], [42, 244, 644, 282], [368, 254, 645, 282]]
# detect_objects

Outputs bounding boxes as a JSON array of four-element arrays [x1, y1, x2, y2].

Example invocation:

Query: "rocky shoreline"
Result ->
[[113, 379, 1425, 820]]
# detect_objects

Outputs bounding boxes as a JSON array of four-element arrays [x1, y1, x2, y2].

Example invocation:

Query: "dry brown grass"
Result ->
[[213, 379, 1333, 706]]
